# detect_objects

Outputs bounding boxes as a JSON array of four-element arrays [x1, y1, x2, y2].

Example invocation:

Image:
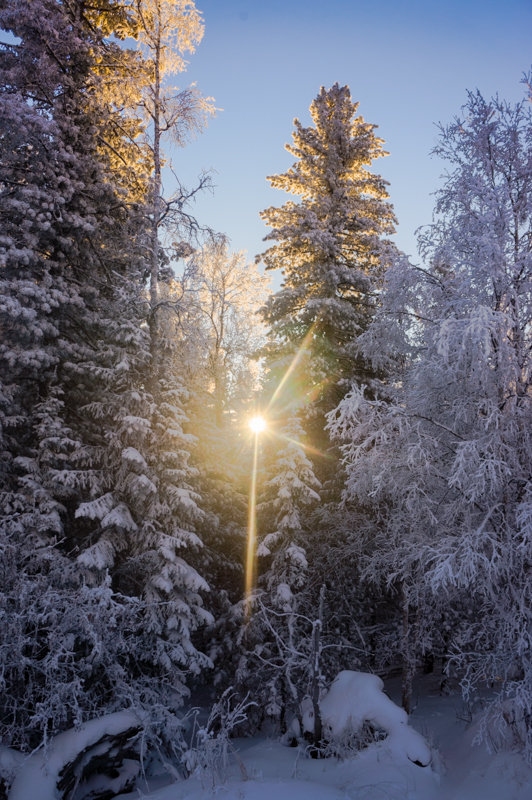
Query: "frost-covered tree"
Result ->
[[0, 0, 154, 749], [0, 0, 149, 559], [330, 86, 532, 735], [73, 0, 218, 716], [260, 83, 396, 420], [188, 243, 269, 578], [0, 0, 213, 756], [257, 417, 321, 604], [231, 417, 322, 731], [173, 246, 271, 693], [133, 0, 214, 349], [81, 1, 220, 702], [76, 301, 213, 693], [253, 86, 398, 702], [188, 243, 270, 428]]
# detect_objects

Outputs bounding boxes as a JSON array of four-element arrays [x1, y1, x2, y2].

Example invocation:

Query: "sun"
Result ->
[[248, 414, 267, 434]]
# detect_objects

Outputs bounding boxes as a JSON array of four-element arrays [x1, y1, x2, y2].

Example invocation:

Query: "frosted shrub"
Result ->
[[183, 691, 254, 789]]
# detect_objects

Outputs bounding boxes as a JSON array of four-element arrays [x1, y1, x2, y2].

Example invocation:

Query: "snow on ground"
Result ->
[[407, 680, 532, 800], [7, 675, 531, 799], [132, 735, 438, 800], [118, 675, 532, 800]]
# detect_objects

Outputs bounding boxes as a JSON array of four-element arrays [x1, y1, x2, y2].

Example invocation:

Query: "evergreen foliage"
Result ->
[[260, 83, 396, 416], [0, 0, 151, 748], [257, 417, 321, 604], [0, 0, 212, 754]]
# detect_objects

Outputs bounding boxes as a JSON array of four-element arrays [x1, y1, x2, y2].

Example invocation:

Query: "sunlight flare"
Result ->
[[245, 433, 260, 614], [248, 414, 267, 434], [266, 322, 318, 412], [245, 414, 267, 612], [277, 432, 333, 461]]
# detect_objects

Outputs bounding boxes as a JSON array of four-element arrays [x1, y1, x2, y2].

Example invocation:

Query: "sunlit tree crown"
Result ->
[[134, 0, 214, 141], [135, 0, 204, 74], [260, 83, 396, 410]]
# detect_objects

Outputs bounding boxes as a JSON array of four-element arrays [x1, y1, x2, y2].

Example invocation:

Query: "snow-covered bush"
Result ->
[[290, 671, 431, 766], [8, 712, 141, 800]]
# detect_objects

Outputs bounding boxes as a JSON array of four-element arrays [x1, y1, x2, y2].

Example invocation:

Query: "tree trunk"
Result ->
[[401, 582, 414, 714], [308, 584, 325, 754], [149, 18, 163, 372]]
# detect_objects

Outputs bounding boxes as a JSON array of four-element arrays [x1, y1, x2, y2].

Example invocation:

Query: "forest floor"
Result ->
[[120, 675, 532, 800]]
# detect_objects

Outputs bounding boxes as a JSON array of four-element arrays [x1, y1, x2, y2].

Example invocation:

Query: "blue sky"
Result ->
[[172, 0, 531, 267]]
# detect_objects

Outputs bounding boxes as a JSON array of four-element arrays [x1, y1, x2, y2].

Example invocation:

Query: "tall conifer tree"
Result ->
[[0, 0, 154, 748], [0, 0, 212, 753], [260, 83, 396, 422]]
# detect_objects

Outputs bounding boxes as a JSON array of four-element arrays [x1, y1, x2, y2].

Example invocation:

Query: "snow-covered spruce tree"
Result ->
[[260, 83, 396, 429], [0, 0, 212, 760], [257, 417, 321, 603], [0, 0, 157, 750], [77, 285, 213, 678], [330, 86, 532, 738], [254, 84, 398, 718], [75, 0, 218, 747], [235, 417, 323, 733], [105, 0, 217, 693]]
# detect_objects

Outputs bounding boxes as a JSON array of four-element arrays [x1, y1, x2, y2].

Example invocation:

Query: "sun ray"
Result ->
[[244, 321, 328, 615], [244, 427, 261, 615], [273, 431, 334, 460], [266, 322, 318, 412]]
